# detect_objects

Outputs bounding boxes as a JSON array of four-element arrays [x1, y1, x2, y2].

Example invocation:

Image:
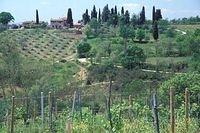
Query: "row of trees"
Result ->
[[82, 5, 156, 27], [83, 5, 163, 42], [171, 16, 200, 24]]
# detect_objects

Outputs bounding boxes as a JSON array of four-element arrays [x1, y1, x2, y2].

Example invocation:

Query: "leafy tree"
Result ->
[[84, 25, 92, 38], [102, 4, 110, 22], [36, 9, 39, 24], [91, 5, 97, 19], [131, 14, 138, 27], [130, 28, 136, 42], [89, 18, 100, 36], [153, 21, 159, 40], [119, 25, 132, 51], [83, 9, 90, 25], [121, 7, 124, 15], [188, 29, 200, 72], [67, 8, 73, 27], [124, 10, 130, 25], [0, 12, 14, 25], [77, 41, 91, 58], [158, 19, 170, 32], [136, 28, 145, 43], [139, 6, 145, 25], [120, 45, 146, 69]]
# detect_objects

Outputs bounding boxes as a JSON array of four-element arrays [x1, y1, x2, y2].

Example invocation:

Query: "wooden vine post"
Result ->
[[33, 100, 36, 123], [48, 91, 53, 132], [152, 92, 160, 133], [170, 87, 175, 133], [41, 92, 44, 128], [67, 91, 76, 133], [128, 95, 132, 121], [10, 96, 15, 133], [185, 88, 189, 131]]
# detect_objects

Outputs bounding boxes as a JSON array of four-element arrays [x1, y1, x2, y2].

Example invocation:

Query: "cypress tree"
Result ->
[[109, 7, 118, 26], [91, 5, 97, 19], [121, 6, 124, 15], [102, 4, 110, 22], [98, 8, 101, 23], [155, 9, 162, 21], [152, 6, 156, 23], [114, 6, 117, 14], [111, 8, 114, 15], [139, 6, 145, 25], [153, 21, 159, 40], [83, 9, 90, 25], [67, 8, 73, 27], [36, 9, 39, 24], [124, 10, 130, 25]]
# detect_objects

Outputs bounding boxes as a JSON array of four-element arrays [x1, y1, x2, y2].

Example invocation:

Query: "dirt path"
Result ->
[[76, 66, 87, 81], [175, 29, 187, 35]]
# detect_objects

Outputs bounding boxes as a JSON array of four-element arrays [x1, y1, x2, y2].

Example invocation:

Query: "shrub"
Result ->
[[120, 45, 146, 70], [77, 41, 91, 58]]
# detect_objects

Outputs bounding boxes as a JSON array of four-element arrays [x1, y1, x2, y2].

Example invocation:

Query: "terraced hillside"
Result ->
[[0, 29, 83, 61]]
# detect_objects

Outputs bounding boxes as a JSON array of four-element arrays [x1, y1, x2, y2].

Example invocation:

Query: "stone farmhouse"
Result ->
[[50, 17, 69, 29]]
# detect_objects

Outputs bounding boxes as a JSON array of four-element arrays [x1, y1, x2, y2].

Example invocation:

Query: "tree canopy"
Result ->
[[0, 12, 14, 25], [120, 45, 146, 69]]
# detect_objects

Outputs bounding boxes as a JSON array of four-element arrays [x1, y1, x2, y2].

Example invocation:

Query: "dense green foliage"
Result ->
[[160, 73, 200, 118], [0, 12, 14, 25], [120, 45, 146, 69], [77, 41, 91, 58]]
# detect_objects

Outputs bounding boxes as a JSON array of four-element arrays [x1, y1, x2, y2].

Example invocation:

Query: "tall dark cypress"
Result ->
[[124, 10, 130, 25], [91, 5, 97, 19], [67, 8, 73, 27], [114, 6, 117, 14], [102, 4, 110, 22], [36, 9, 39, 24], [152, 6, 156, 23], [111, 8, 114, 15], [98, 8, 101, 23], [139, 6, 145, 25], [153, 21, 159, 40], [82, 9, 90, 25], [121, 6, 124, 15], [155, 9, 162, 21]]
